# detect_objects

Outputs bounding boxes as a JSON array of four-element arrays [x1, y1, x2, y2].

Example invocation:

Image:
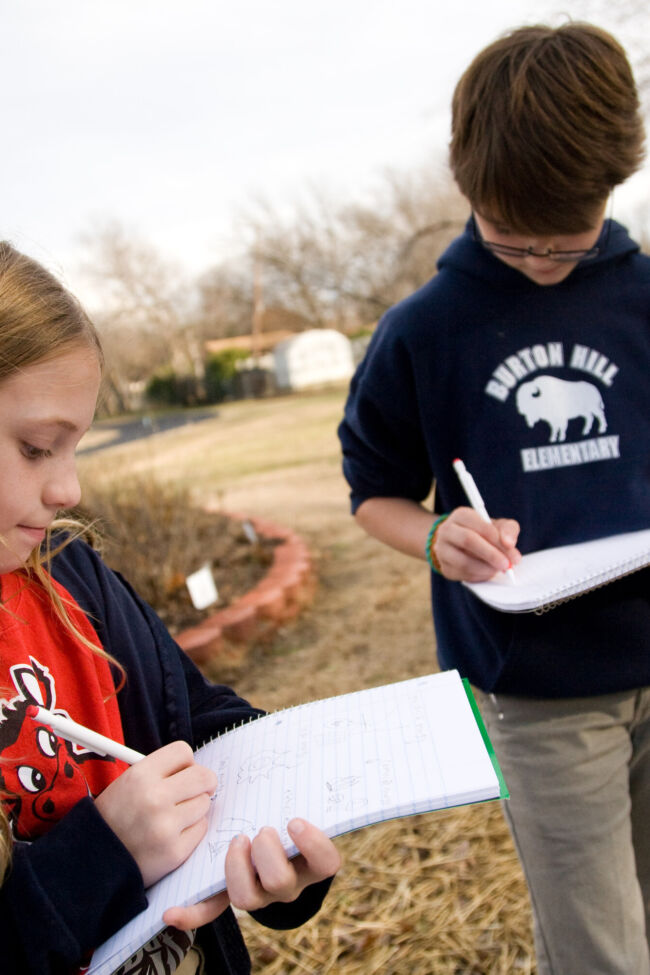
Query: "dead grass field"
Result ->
[[79, 388, 536, 974]]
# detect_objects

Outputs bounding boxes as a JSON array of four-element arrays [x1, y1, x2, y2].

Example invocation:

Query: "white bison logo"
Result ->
[[516, 376, 607, 443]]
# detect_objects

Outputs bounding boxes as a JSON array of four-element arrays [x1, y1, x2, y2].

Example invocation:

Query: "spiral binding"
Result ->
[[196, 692, 335, 751], [533, 560, 647, 615]]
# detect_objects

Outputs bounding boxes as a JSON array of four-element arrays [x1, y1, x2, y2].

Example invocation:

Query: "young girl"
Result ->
[[0, 242, 341, 975]]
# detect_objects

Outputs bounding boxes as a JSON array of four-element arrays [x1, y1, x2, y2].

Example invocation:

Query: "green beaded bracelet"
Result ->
[[425, 514, 449, 574]]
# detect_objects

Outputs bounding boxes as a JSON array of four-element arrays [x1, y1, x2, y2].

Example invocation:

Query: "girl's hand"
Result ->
[[94, 741, 218, 888], [163, 818, 341, 931], [433, 506, 521, 582]]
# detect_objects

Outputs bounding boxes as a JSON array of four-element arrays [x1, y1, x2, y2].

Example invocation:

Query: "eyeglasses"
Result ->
[[471, 214, 601, 264]]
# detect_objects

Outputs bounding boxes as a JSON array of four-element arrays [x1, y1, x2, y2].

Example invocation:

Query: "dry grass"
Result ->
[[238, 804, 533, 975], [79, 388, 537, 974], [79, 392, 344, 501]]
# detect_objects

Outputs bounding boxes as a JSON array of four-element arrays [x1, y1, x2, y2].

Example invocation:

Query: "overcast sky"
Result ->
[[3, 0, 649, 306]]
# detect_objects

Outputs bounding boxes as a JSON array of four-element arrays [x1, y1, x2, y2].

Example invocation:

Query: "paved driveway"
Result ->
[[79, 409, 217, 455]]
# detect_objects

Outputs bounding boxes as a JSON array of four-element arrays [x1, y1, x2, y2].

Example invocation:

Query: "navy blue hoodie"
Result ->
[[339, 219, 650, 697]]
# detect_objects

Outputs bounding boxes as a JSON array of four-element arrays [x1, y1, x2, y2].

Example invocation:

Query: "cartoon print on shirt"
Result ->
[[113, 927, 204, 975], [484, 341, 620, 472], [0, 656, 115, 840], [2, 658, 201, 975], [516, 376, 607, 443]]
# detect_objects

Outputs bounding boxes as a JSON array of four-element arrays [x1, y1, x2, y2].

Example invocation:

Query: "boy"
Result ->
[[339, 23, 650, 975]]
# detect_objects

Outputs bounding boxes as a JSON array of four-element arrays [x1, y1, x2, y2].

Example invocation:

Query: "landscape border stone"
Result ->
[[175, 513, 316, 667]]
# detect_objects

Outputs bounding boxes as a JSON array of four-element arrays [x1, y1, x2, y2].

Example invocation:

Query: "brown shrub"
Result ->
[[75, 477, 276, 633]]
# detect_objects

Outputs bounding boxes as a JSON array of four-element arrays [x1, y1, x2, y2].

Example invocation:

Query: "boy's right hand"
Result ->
[[433, 506, 521, 582], [94, 741, 217, 888]]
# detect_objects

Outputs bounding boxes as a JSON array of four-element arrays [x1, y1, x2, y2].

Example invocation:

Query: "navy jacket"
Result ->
[[2, 538, 330, 974], [339, 219, 650, 697]]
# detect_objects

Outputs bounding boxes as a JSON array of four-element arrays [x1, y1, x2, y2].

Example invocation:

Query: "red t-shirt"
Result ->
[[0, 570, 204, 975], [0, 570, 128, 841]]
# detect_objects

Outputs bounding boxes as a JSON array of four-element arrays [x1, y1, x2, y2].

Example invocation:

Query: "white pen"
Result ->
[[27, 705, 145, 765], [452, 458, 517, 583]]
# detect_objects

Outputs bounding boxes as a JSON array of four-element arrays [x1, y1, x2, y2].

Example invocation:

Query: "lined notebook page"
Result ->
[[89, 670, 503, 975], [464, 528, 650, 613]]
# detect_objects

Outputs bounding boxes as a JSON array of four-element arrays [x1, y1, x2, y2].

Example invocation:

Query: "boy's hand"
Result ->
[[434, 506, 521, 582], [162, 818, 341, 931], [94, 741, 218, 889]]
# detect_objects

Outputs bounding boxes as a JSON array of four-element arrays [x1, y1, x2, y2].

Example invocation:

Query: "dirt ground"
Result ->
[[208, 462, 437, 709], [79, 390, 536, 973]]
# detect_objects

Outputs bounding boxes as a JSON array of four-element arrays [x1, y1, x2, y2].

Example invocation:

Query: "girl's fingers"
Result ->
[[225, 828, 298, 910], [142, 740, 196, 775], [224, 822, 341, 912], [95, 743, 217, 888], [163, 891, 230, 931], [162, 762, 218, 804], [127, 743, 217, 804], [287, 818, 341, 880], [224, 834, 267, 910], [173, 792, 214, 831], [250, 828, 297, 900]]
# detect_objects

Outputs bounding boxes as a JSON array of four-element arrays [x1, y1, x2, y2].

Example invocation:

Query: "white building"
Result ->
[[272, 329, 355, 391]]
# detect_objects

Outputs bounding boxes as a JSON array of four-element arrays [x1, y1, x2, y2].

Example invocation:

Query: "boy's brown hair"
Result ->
[[449, 22, 645, 234]]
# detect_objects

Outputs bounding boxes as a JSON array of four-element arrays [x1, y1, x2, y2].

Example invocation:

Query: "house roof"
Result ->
[[205, 330, 295, 355]]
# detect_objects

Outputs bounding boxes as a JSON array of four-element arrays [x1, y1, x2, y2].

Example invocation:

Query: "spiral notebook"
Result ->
[[87, 669, 506, 975], [464, 528, 650, 614]]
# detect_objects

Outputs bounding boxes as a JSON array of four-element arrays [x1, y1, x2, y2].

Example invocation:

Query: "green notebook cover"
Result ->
[[463, 678, 509, 800]]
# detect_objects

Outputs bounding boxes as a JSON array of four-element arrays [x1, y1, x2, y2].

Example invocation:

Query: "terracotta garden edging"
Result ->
[[175, 514, 316, 667]]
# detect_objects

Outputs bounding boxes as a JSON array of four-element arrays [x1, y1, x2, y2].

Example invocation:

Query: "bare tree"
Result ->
[[195, 259, 255, 339], [236, 166, 467, 330], [79, 222, 205, 404]]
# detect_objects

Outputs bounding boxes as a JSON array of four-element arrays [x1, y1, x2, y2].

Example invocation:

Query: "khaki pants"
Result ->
[[480, 688, 650, 975]]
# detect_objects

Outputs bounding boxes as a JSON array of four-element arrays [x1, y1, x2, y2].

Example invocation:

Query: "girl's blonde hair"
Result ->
[[0, 241, 103, 379], [0, 242, 113, 879]]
